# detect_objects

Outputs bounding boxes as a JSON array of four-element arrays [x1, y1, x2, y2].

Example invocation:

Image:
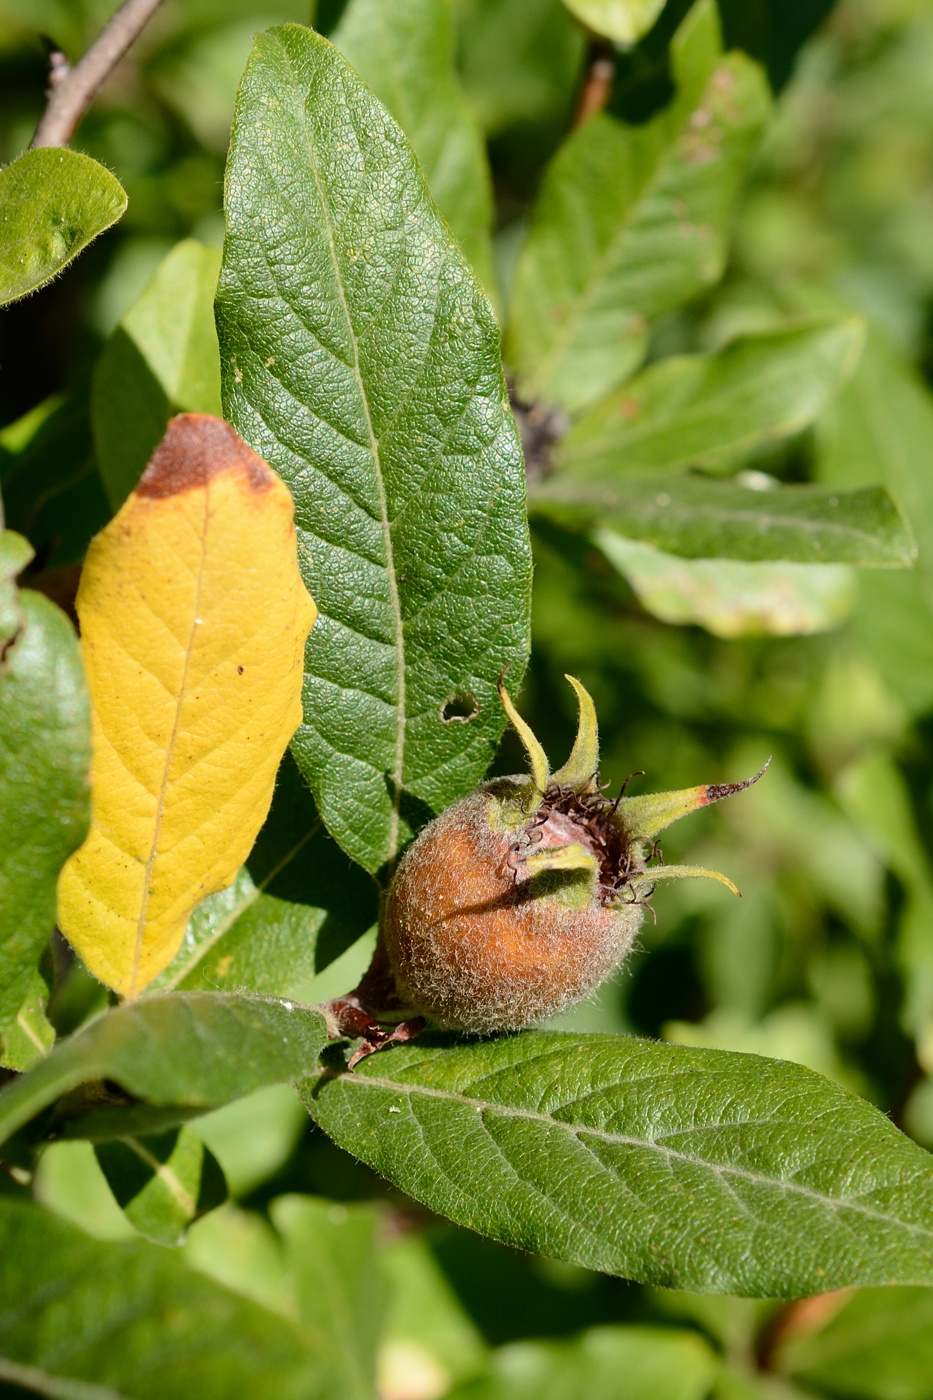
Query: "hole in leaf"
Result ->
[[441, 693, 478, 724]]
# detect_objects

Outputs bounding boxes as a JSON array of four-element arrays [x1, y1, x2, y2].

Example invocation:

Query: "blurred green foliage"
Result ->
[[3, 0, 933, 1396]]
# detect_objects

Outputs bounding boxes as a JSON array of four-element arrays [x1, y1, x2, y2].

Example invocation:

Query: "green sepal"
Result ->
[[520, 843, 599, 878], [550, 675, 600, 794], [498, 674, 549, 801], [522, 843, 600, 910], [628, 864, 739, 896], [615, 760, 770, 840]]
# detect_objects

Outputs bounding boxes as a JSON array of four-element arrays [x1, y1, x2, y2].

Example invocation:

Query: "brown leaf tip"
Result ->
[[702, 756, 772, 807], [137, 413, 275, 499]]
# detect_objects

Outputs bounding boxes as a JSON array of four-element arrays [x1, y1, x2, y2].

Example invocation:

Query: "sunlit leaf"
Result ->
[[96, 1125, 228, 1247], [0, 1197, 320, 1397], [562, 0, 666, 47], [273, 1196, 387, 1399], [217, 25, 532, 876], [816, 323, 933, 714], [779, 1286, 933, 1400], [0, 148, 126, 306], [333, 0, 495, 288], [92, 239, 223, 510], [152, 754, 378, 995], [531, 476, 916, 566], [557, 319, 864, 478], [506, 0, 770, 413], [447, 1324, 717, 1400], [56, 414, 317, 996], [454, 0, 584, 136], [0, 392, 110, 569], [1, 586, 90, 1057], [0, 992, 328, 1152], [0, 969, 55, 1073], [303, 1032, 933, 1297], [596, 531, 855, 636]]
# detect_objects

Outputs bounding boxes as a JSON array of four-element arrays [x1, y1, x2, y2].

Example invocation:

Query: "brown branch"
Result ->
[[30, 0, 165, 149], [572, 37, 616, 129]]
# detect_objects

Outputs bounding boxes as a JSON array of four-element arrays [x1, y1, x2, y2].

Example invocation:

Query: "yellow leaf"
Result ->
[[57, 414, 317, 997]]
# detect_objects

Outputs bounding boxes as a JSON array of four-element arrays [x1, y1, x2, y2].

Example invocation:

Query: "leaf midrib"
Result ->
[[130, 486, 211, 1000], [329, 1071, 933, 1241], [122, 1135, 197, 1217], [287, 37, 407, 871], [533, 484, 898, 548]]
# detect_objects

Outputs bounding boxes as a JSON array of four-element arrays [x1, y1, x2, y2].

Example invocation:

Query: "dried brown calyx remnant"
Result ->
[[137, 413, 274, 498], [324, 675, 768, 1066]]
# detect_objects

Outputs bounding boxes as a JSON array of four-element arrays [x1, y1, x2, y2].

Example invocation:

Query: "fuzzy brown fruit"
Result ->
[[384, 781, 644, 1032], [380, 676, 767, 1035]]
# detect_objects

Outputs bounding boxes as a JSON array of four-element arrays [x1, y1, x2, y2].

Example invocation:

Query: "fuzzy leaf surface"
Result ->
[[447, 1324, 717, 1400], [0, 993, 327, 1152], [92, 240, 223, 510], [216, 25, 531, 876], [0, 591, 90, 1048], [557, 320, 864, 479], [56, 415, 317, 996], [333, 0, 494, 287], [505, 1, 770, 414], [0, 1198, 320, 1398], [531, 476, 915, 566], [0, 148, 126, 306], [302, 1033, 933, 1297]]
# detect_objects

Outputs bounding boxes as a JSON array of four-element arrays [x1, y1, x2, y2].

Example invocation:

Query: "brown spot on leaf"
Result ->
[[137, 413, 274, 499]]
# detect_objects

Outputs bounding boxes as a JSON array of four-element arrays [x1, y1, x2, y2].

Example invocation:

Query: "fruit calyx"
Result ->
[[495, 672, 769, 910]]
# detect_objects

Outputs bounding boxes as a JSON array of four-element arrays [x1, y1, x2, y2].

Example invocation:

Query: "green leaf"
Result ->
[[216, 25, 532, 876], [0, 993, 328, 1153], [273, 1196, 387, 1399], [0, 147, 126, 306], [596, 531, 855, 636], [1, 969, 55, 1073], [557, 319, 864, 479], [454, 0, 584, 136], [381, 1230, 488, 1388], [0, 391, 110, 569], [816, 324, 933, 715], [0, 528, 33, 641], [778, 1286, 933, 1400], [531, 476, 916, 565], [562, 0, 667, 46], [333, 0, 495, 288], [447, 1324, 717, 1400], [0, 1197, 320, 1398], [302, 1032, 933, 1297], [505, 0, 770, 414], [96, 1125, 228, 1247], [92, 239, 223, 509], [152, 754, 378, 994], [0, 591, 90, 1052]]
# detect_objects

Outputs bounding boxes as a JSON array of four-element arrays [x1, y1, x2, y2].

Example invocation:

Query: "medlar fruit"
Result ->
[[381, 676, 766, 1034]]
